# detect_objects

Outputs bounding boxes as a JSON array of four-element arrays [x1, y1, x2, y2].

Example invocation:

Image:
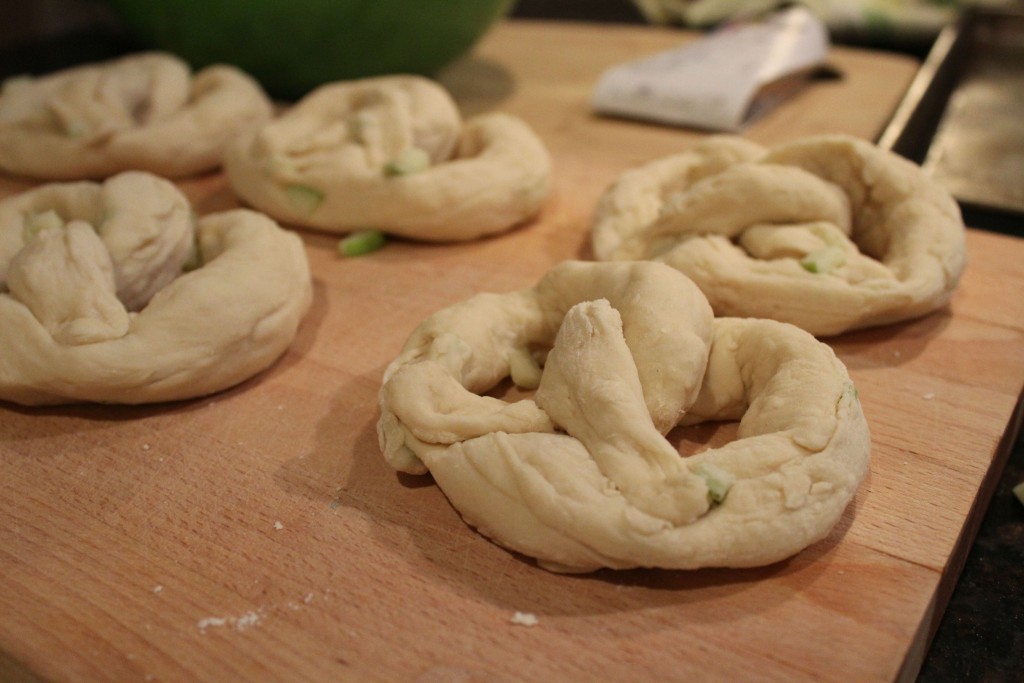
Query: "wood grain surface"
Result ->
[[2, 20, 1023, 683]]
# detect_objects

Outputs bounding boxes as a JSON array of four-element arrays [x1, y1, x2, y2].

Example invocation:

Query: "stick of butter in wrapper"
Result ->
[[591, 7, 830, 131]]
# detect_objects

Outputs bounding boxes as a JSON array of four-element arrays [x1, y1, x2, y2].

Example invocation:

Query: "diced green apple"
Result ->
[[338, 229, 387, 257], [694, 463, 734, 504], [284, 184, 324, 214], [800, 245, 846, 274], [507, 347, 542, 389], [22, 210, 65, 244], [384, 147, 431, 176]]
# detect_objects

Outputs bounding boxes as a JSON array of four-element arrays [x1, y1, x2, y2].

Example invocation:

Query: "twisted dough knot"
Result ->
[[0, 52, 273, 179], [0, 172, 312, 405], [224, 75, 552, 241], [378, 261, 870, 572], [591, 135, 967, 336]]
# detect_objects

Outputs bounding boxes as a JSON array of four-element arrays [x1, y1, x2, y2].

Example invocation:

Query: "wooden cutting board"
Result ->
[[2, 20, 1023, 683]]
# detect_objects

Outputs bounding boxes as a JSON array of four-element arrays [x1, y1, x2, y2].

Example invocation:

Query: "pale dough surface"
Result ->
[[224, 75, 552, 241], [378, 261, 870, 572], [591, 134, 967, 336], [0, 52, 273, 179], [0, 172, 312, 405]]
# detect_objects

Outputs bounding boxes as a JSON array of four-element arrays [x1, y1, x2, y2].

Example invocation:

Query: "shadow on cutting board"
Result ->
[[274, 367, 856, 626], [438, 56, 517, 117]]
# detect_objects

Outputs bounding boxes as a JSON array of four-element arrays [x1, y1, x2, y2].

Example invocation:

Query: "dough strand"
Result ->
[[0, 52, 273, 179], [0, 172, 312, 405], [591, 134, 967, 336], [225, 75, 552, 242], [378, 261, 870, 572]]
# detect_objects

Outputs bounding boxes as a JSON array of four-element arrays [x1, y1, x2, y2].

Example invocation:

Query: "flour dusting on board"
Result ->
[[510, 611, 539, 627], [197, 609, 264, 633]]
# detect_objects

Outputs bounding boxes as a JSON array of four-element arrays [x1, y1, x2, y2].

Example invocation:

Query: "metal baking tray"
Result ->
[[878, 6, 1024, 231]]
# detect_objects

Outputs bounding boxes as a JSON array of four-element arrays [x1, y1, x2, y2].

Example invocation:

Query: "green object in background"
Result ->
[[103, 0, 515, 99]]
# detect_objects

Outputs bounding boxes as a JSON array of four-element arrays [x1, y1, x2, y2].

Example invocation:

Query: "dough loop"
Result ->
[[0, 172, 312, 405], [591, 134, 967, 336], [0, 52, 273, 180], [378, 261, 870, 572], [224, 75, 552, 241]]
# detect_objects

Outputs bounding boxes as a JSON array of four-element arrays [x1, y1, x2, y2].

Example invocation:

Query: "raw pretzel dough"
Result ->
[[224, 75, 552, 241], [0, 172, 312, 405], [378, 260, 870, 572], [591, 134, 967, 336], [0, 52, 273, 179]]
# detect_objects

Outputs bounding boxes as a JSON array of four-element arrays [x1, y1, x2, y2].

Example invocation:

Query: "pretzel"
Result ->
[[591, 134, 967, 336], [0, 52, 273, 180], [0, 171, 312, 405], [224, 75, 552, 241], [377, 261, 870, 572]]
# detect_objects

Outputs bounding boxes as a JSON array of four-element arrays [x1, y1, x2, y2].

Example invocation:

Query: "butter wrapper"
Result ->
[[591, 7, 830, 131]]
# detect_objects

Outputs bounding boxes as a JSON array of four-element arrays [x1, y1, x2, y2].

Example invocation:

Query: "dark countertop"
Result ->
[[919, 427, 1024, 682]]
